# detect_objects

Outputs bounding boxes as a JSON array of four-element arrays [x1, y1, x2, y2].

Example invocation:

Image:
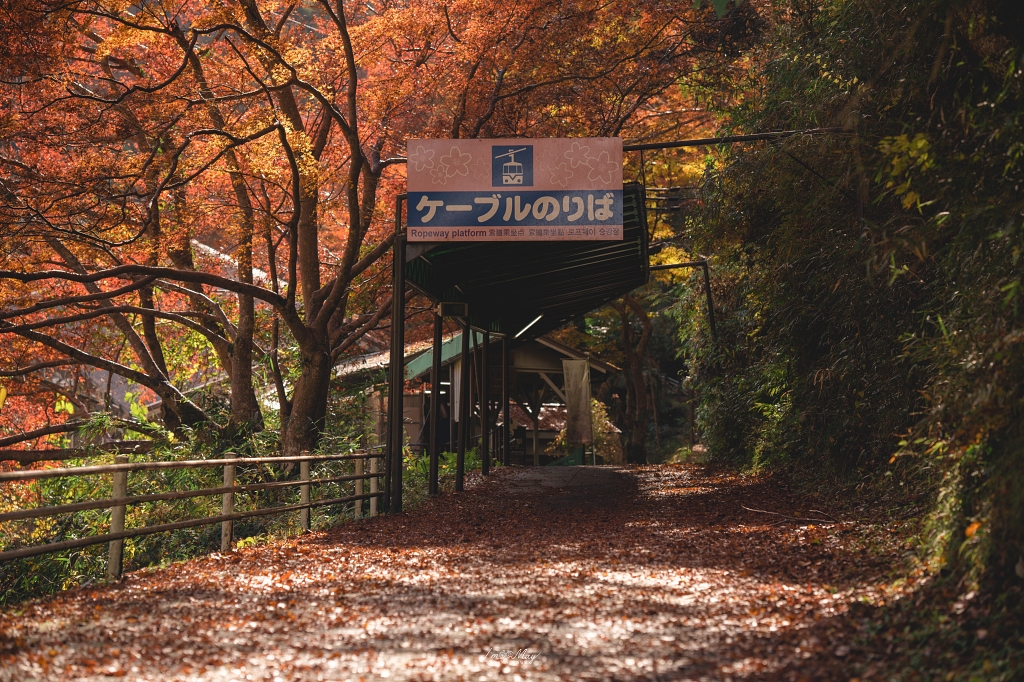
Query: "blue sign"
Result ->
[[408, 189, 623, 242], [492, 145, 533, 187]]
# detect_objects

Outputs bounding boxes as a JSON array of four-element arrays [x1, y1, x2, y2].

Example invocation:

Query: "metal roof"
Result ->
[[404, 182, 649, 340], [402, 330, 481, 380], [402, 332, 616, 381]]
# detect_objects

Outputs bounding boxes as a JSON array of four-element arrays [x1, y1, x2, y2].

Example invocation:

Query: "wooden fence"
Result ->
[[0, 450, 384, 578]]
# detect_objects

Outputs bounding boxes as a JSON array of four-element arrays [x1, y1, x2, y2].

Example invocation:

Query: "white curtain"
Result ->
[[451, 358, 462, 422]]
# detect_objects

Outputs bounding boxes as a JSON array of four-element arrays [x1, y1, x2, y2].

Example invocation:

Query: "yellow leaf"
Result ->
[[965, 521, 982, 538]]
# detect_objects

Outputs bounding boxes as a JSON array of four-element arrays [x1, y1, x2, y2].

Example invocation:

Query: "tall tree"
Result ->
[[609, 294, 654, 463], [0, 0, 760, 452]]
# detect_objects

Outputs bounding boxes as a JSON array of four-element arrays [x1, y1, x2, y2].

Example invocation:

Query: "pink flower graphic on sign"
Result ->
[[430, 164, 448, 185], [440, 146, 472, 177], [538, 150, 558, 172], [469, 156, 490, 179], [564, 140, 591, 168], [548, 162, 573, 187], [408, 145, 435, 172], [586, 151, 619, 184]]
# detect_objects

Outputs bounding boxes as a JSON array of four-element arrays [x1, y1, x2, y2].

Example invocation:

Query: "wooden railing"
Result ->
[[0, 450, 384, 577]]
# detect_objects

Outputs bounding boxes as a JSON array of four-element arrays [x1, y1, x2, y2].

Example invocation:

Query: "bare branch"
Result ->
[[443, 5, 462, 43], [331, 298, 392, 361], [330, 289, 415, 361], [1, 321, 160, 390], [0, 266, 288, 309], [152, 280, 236, 341], [311, 234, 395, 311], [0, 306, 230, 347], [0, 276, 157, 321], [0, 422, 87, 449], [0, 360, 75, 378]]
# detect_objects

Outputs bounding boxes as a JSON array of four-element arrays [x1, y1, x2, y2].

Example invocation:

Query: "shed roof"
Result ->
[[402, 333, 616, 381]]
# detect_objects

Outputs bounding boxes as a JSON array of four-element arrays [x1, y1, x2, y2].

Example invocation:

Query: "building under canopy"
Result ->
[[374, 129, 833, 510], [375, 183, 650, 508]]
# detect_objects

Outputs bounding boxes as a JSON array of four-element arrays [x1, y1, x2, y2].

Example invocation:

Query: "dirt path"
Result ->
[[0, 465, 897, 681]]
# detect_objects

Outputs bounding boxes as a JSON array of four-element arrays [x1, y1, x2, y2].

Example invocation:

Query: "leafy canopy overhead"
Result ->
[[695, 0, 746, 18]]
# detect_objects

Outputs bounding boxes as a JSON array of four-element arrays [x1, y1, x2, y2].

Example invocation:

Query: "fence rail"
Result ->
[[0, 441, 154, 464], [0, 452, 372, 482], [0, 450, 384, 572]]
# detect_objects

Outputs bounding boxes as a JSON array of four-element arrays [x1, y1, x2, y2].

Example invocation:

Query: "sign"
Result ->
[[406, 137, 623, 242]]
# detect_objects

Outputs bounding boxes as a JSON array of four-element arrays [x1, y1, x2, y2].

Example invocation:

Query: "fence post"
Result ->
[[355, 456, 364, 518], [370, 455, 378, 517], [299, 454, 311, 532], [107, 454, 128, 580], [221, 462, 235, 551]]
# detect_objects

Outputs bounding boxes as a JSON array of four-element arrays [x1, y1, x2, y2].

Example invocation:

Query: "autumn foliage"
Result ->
[[0, 0, 759, 453]]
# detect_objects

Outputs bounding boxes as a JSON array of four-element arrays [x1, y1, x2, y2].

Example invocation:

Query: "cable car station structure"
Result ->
[[382, 129, 840, 512]]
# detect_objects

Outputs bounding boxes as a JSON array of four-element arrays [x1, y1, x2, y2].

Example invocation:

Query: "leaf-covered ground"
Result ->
[[1, 465, 923, 680]]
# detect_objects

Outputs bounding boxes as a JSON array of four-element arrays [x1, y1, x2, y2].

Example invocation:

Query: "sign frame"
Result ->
[[406, 137, 624, 242]]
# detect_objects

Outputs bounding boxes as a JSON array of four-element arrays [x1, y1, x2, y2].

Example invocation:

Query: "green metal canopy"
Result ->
[[403, 330, 480, 380], [404, 183, 649, 339]]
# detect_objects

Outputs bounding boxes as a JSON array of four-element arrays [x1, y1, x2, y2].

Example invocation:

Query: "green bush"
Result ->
[[403, 447, 484, 509], [681, 0, 1023, 588], [1, 415, 370, 605]]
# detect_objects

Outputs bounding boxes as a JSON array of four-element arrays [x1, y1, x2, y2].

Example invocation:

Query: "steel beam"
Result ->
[[502, 336, 511, 466], [386, 195, 407, 512], [456, 321, 469, 492], [480, 331, 489, 475], [429, 313, 442, 495]]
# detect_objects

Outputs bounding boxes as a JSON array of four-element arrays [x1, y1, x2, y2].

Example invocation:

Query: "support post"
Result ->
[[107, 454, 127, 580], [533, 403, 540, 466], [370, 456, 378, 517], [355, 457, 364, 518], [456, 322, 470, 491], [502, 336, 511, 467], [480, 331, 489, 476], [382, 408, 390, 512], [429, 312, 442, 494], [376, 394, 388, 513], [221, 462, 235, 551], [299, 457, 310, 532], [387, 194, 407, 512]]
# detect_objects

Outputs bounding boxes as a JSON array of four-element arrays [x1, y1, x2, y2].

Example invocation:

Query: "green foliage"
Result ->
[[0, 379, 377, 605], [552, 277, 701, 462], [693, 0, 746, 18], [677, 5, 1024, 675], [403, 447, 483, 509], [1, 352, 387, 602], [546, 399, 625, 463], [683, 0, 1023, 594]]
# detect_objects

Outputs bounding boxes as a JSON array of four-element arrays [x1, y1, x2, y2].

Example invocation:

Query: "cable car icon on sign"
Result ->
[[495, 147, 528, 185]]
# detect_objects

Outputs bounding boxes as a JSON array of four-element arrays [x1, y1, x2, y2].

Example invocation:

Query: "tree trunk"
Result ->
[[228, 199, 262, 437], [281, 344, 333, 456], [179, 30, 263, 436], [612, 295, 653, 464], [229, 292, 263, 437]]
